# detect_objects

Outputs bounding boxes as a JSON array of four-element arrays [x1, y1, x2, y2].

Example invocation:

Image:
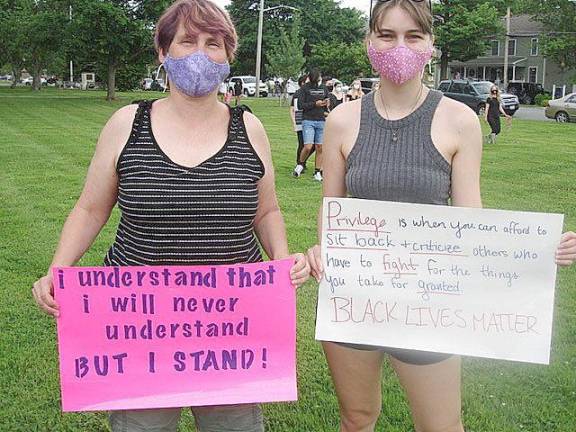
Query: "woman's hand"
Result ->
[[556, 231, 576, 266], [290, 253, 310, 288], [32, 273, 59, 317], [307, 244, 323, 282]]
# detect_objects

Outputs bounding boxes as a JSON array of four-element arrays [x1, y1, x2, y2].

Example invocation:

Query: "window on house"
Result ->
[[531, 38, 539, 56], [528, 67, 537, 83], [491, 40, 500, 56], [508, 39, 517, 56]]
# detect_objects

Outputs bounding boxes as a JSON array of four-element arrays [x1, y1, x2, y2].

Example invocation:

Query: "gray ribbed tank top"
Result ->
[[346, 90, 451, 205]]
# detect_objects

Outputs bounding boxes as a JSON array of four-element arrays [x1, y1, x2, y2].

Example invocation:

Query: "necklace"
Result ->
[[378, 85, 424, 142]]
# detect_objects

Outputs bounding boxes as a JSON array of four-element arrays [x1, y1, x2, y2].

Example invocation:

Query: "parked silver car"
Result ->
[[545, 93, 576, 123]]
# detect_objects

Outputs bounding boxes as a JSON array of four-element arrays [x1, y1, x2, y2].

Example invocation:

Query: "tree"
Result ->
[[0, 0, 31, 88], [309, 42, 372, 83], [69, 0, 170, 101], [434, 1, 504, 79], [266, 14, 305, 100], [522, 0, 576, 77], [227, 0, 365, 76], [25, 0, 68, 90]]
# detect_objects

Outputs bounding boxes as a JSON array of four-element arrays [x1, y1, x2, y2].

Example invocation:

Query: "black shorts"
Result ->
[[335, 342, 452, 365]]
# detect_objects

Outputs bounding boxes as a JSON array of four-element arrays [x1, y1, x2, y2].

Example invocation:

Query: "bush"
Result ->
[[535, 93, 551, 107]]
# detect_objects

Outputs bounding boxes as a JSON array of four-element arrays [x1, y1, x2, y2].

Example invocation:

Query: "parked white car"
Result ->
[[228, 76, 268, 97], [286, 79, 299, 95], [21, 76, 46, 86]]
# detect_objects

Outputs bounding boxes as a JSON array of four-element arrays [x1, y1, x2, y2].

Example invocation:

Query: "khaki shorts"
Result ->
[[109, 404, 264, 432]]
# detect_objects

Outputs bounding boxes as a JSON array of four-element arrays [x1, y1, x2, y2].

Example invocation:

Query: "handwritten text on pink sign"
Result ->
[[54, 260, 296, 412]]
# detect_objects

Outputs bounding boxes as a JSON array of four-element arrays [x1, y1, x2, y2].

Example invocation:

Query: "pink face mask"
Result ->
[[368, 43, 433, 86]]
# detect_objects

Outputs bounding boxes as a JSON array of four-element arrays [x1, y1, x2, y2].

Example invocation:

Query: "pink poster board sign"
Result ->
[[53, 259, 296, 412]]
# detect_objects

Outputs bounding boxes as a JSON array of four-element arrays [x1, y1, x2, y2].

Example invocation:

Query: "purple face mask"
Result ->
[[368, 43, 433, 86], [163, 51, 230, 97]]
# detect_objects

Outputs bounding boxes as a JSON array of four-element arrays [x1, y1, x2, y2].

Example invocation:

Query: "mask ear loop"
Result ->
[[155, 63, 168, 93]]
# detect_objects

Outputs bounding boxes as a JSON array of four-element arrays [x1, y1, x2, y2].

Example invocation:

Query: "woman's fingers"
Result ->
[[556, 232, 576, 266], [307, 245, 323, 282], [290, 253, 311, 288], [32, 275, 59, 317]]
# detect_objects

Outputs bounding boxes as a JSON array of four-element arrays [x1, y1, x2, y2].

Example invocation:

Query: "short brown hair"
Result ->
[[155, 0, 238, 61], [369, 0, 433, 36]]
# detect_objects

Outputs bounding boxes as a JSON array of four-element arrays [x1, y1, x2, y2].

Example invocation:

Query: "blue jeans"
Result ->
[[109, 404, 264, 432], [302, 120, 325, 145]]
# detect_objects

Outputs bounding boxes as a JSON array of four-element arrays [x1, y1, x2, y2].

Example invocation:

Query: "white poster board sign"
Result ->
[[315, 198, 564, 364]]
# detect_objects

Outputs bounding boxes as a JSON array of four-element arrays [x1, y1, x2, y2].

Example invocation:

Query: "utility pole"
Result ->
[[255, 0, 265, 99], [69, 4, 74, 85], [369, 0, 373, 22], [503, 6, 511, 90], [254, 2, 299, 99]]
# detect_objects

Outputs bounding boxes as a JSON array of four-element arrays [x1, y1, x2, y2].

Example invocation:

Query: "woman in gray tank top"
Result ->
[[306, 1, 576, 432]]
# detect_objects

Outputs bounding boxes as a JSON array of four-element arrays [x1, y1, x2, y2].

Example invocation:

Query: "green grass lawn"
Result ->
[[1, 87, 575, 431]]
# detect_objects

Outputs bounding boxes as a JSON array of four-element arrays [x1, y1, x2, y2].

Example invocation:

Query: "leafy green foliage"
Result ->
[[227, 0, 366, 76], [522, 0, 576, 78], [266, 15, 305, 83], [309, 41, 372, 83], [0, 0, 68, 89], [67, 0, 166, 100], [534, 93, 551, 106], [434, 1, 504, 79]]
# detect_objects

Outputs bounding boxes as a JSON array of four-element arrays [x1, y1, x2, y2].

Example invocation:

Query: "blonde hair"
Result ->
[[369, 0, 433, 36], [349, 80, 364, 99], [490, 85, 502, 102]]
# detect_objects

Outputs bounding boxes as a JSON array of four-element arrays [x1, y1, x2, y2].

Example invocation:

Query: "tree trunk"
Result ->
[[32, 64, 42, 91], [10, 66, 21, 89], [440, 52, 449, 81], [107, 61, 117, 101]]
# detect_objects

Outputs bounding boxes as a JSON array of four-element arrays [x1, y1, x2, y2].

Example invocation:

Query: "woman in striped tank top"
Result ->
[[32, 1, 309, 431], [306, 1, 576, 431]]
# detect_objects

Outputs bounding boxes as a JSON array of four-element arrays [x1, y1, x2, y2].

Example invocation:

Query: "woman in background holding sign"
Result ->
[[32, 0, 309, 430], [306, 1, 576, 431]]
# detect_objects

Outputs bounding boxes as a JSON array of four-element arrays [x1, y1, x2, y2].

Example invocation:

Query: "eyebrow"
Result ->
[[377, 27, 424, 34]]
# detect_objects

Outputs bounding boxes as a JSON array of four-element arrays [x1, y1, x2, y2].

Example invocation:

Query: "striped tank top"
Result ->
[[104, 100, 265, 267], [346, 90, 451, 205]]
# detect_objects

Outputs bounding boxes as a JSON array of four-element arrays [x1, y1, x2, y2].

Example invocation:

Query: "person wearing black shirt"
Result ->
[[291, 76, 315, 176], [484, 85, 511, 144], [233, 79, 243, 106], [328, 82, 345, 113], [295, 68, 329, 181]]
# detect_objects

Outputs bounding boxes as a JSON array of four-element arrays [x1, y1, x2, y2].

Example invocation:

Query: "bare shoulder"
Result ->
[[326, 98, 362, 132], [242, 110, 270, 156], [242, 110, 265, 133], [436, 95, 481, 133], [99, 103, 139, 151]]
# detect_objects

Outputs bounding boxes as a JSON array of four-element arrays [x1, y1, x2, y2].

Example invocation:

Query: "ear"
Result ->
[[158, 48, 167, 64]]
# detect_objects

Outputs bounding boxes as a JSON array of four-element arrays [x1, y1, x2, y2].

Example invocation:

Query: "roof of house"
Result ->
[[505, 14, 545, 37]]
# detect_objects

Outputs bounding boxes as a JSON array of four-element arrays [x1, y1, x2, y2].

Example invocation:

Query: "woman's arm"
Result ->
[[244, 112, 309, 287], [32, 105, 137, 316], [499, 103, 511, 118], [308, 107, 349, 281], [450, 106, 483, 208]]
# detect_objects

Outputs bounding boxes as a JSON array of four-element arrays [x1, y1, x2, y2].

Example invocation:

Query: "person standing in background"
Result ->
[[291, 75, 315, 176], [348, 79, 364, 101], [484, 84, 511, 144], [293, 68, 329, 182], [233, 78, 243, 106], [328, 82, 345, 112]]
